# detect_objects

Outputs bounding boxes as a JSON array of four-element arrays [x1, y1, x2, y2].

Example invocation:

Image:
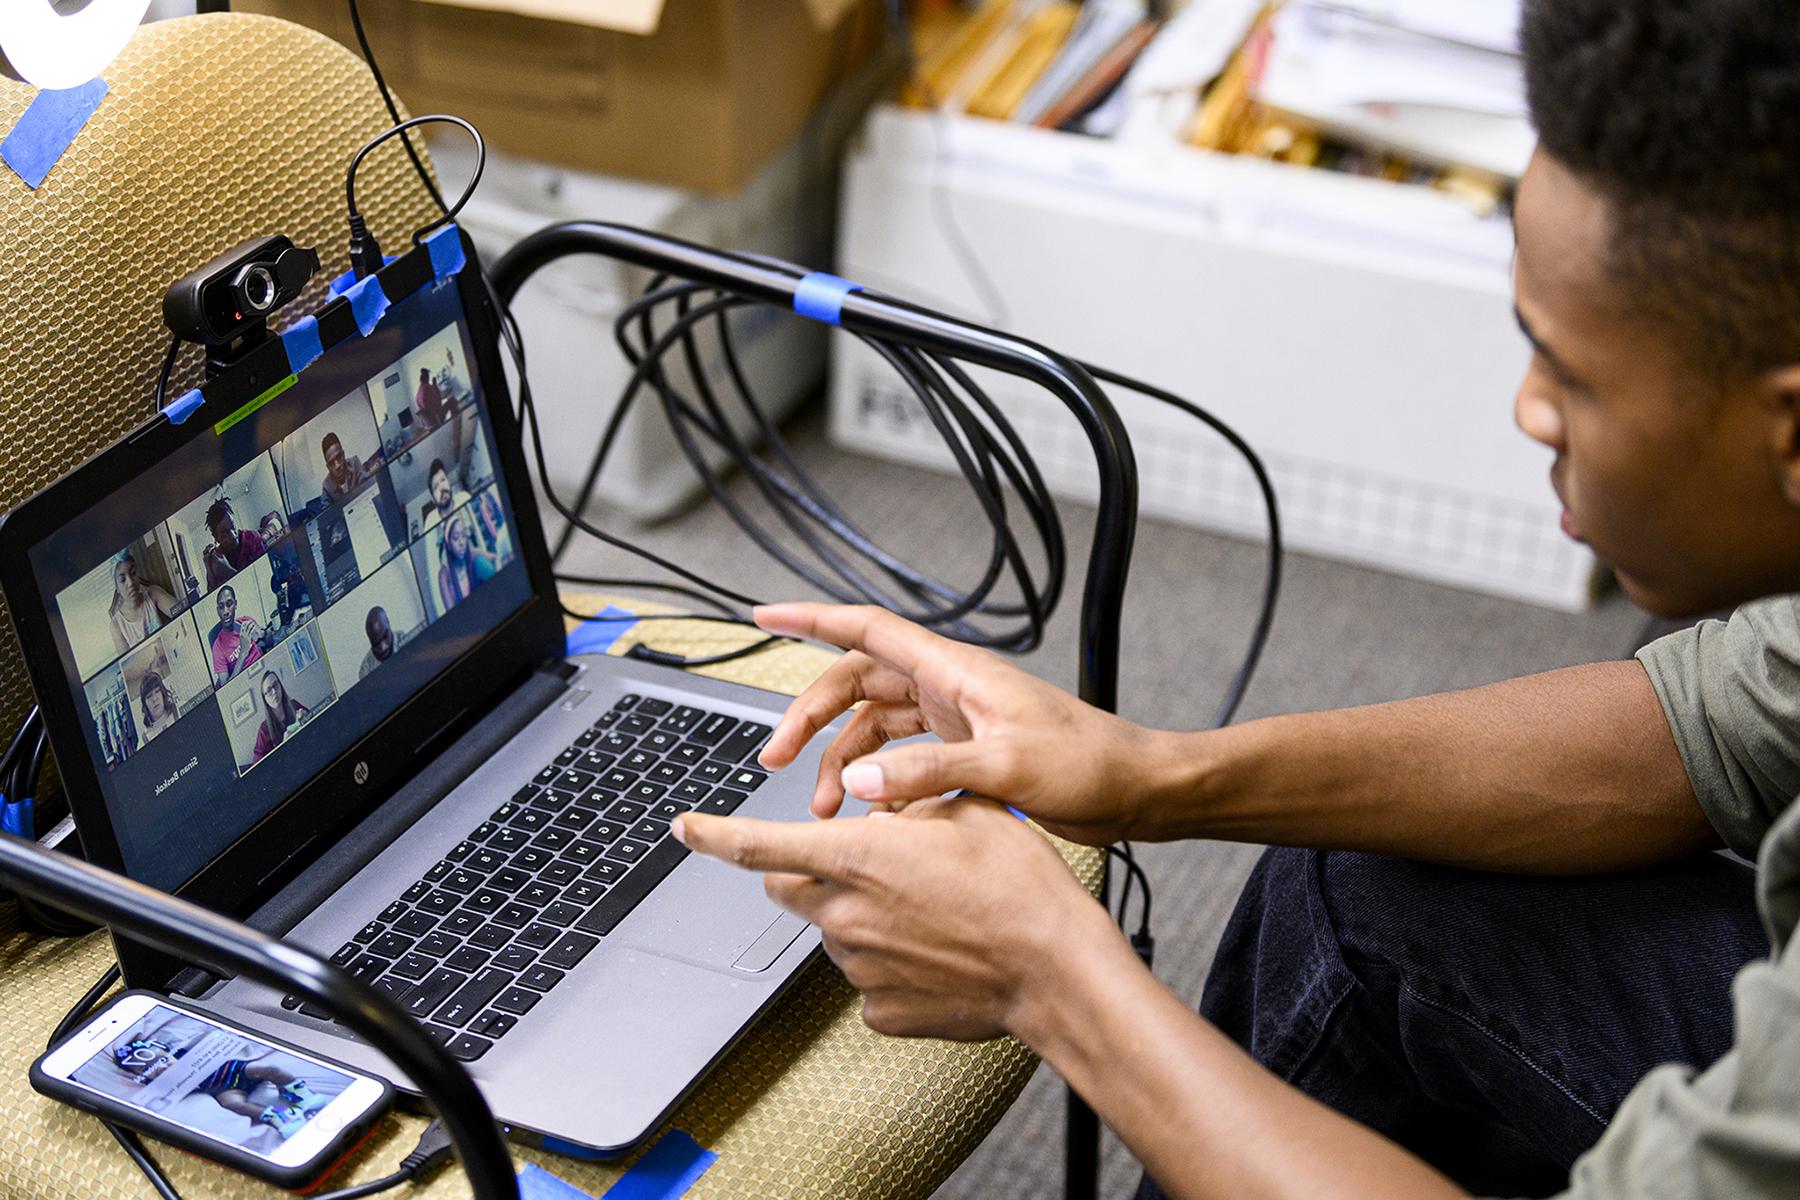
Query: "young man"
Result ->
[[671, 3, 1800, 1196]]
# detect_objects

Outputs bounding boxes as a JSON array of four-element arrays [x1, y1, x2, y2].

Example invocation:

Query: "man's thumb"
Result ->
[[839, 740, 1013, 805]]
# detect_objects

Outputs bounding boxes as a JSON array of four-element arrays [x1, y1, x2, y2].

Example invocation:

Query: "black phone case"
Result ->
[[28, 989, 393, 1191]]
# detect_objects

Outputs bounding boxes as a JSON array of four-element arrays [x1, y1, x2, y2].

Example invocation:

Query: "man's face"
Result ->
[[217, 589, 236, 624], [1511, 152, 1800, 617], [431, 468, 452, 509], [325, 438, 348, 482], [210, 514, 236, 547], [366, 609, 393, 660]]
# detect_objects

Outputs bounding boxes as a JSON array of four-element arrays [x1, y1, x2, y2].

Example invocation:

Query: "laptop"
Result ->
[[0, 233, 833, 1155]]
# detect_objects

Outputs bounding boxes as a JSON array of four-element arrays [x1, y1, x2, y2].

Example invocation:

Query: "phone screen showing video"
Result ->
[[70, 1004, 356, 1158]]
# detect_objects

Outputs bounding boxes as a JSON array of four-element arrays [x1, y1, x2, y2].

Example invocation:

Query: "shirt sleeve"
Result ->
[[1635, 596, 1800, 859], [1527, 938, 1800, 1200]]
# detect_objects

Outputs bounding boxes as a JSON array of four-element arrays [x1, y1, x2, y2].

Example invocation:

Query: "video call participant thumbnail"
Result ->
[[215, 625, 335, 773], [202, 499, 265, 592], [206, 583, 264, 685], [110, 549, 182, 655], [314, 553, 429, 696]]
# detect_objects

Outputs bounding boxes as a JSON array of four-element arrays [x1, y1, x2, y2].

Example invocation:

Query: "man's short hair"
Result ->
[[205, 499, 232, 531], [1521, 0, 1800, 379], [429, 458, 448, 483], [322, 431, 342, 454]]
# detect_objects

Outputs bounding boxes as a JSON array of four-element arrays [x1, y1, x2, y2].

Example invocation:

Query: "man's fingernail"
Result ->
[[670, 817, 688, 845], [841, 761, 883, 798]]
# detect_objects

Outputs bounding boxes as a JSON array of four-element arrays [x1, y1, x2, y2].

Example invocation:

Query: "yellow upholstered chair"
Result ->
[[0, 14, 1101, 1197]]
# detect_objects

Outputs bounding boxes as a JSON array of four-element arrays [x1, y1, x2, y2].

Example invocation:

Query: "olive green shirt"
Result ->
[[1540, 598, 1800, 1196]]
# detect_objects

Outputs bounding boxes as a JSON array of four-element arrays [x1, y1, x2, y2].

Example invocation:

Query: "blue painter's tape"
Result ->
[[517, 1163, 599, 1200], [601, 1130, 717, 1200], [566, 605, 637, 658], [282, 315, 324, 374], [793, 272, 862, 326], [344, 274, 390, 337], [328, 256, 398, 296], [425, 224, 467, 280], [163, 388, 205, 425], [2, 78, 109, 189]]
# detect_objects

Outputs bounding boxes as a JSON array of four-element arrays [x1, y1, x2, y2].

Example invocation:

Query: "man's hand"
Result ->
[[754, 603, 1161, 846], [672, 798, 1117, 1041]]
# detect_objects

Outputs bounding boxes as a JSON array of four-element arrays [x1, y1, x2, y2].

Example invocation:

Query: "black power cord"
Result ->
[[50, 964, 455, 1200]]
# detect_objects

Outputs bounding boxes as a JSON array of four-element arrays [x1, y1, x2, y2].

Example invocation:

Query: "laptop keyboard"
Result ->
[[283, 692, 774, 1063]]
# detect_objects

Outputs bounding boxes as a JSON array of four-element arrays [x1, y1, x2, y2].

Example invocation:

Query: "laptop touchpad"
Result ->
[[624, 851, 809, 975]]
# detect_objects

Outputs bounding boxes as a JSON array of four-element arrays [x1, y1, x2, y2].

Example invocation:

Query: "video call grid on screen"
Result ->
[[27, 279, 528, 889]]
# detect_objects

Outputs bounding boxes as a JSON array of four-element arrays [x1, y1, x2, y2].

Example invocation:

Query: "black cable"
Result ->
[[151, 334, 181, 416], [345, 0, 446, 216], [344, 113, 485, 277]]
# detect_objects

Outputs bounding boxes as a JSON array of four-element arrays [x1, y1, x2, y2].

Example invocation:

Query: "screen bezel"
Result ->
[[35, 990, 392, 1176], [0, 238, 566, 987]]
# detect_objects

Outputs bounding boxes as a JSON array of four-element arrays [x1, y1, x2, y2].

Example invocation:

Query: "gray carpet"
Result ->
[[545, 405, 1650, 1200]]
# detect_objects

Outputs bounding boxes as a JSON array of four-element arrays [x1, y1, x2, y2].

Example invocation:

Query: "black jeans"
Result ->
[[1137, 847, 1767, 1197]]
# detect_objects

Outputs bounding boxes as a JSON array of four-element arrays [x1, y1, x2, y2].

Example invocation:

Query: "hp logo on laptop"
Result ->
[[353, 762, 370, 785]]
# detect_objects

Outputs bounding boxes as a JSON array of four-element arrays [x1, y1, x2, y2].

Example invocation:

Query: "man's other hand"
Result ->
[[753, 603, 1159, 846], [672, 798, 1116, 1041]]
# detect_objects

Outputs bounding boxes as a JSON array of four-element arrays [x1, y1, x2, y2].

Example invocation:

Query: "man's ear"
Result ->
[[1764, 363, 1800, 508]]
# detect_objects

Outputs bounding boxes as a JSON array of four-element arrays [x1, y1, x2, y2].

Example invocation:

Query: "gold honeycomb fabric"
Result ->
[[0, 597, 1101, 1198], [0, 12, 441, 807]]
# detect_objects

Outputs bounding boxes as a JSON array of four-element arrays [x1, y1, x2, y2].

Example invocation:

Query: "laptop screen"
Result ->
[[25, 274, 534, 892]]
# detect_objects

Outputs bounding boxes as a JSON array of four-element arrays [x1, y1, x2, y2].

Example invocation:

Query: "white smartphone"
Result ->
[[32, 990, 392, 1191]]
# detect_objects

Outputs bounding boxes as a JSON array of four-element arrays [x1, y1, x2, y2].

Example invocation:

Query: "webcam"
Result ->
[[163, 234, 319, 359]]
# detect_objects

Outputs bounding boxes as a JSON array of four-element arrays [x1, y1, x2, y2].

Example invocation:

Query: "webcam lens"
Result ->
[[235, 263, 278, 313]]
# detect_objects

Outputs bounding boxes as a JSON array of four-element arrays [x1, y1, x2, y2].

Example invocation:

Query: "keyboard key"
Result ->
[[470, 1011, 518, 1039], [442, 868, 482, 895], [331, 941, 361, 966], [404, 969, 467, 1019], [490, 802, 520, 824], [635, 697, 671, 717], [626, 781, 668, 805], [464, 889, 507, 916], [691, 761, 731, 785], [395, 909, 439, 936], [618, 714, 655, 735], [418, 1023, 455, 1046], [378, 901, 408, 923], [532, 766, 561, 787], [539, 860, 581, 886], [594, 711, 619, 729], [574, 729, 600, 747], [577, 750, 616, 774], [494, 946, 536, 973], [576, 789, 618, 812], [444, 841, 476, 863], [697, 788, 749, 816], [661, 705, 705, 733], [511, 847, 554, 872], [519, 881, 560, 907], [622, 749, 658, 773], [401, 881, 431, 903], [581, 819, 624, 845], [541, 931, 600, 970], [489, 867, 531, 893], [469, 821, 499, 843], [650, 800, 692, 822], [553, 748, 579, 767], [582, 859, 627, 886], [540, 901, 584, 927], [353, 921, 384, 944], [641, 730, 680, 755], [555, 769, 597, 793], [554, 807, 596, 831], [372, 976, 412, 1002], [464, 845, 507, 874], [563, 880, 607, 907], [531, 788, 572, 812], [599, 767, 636, 791], [424, 861, 452, 883], [417, 931, 459, 958], [515, 924, 561, 949], [445, 947, 490, 974], [724, 767, 768, 792], [512, 785, 540, 806], [648, 762, 686, 786], [493, 903, 536, 929], [447, 1033, 493, 1062], [419, 890, 460, 916], [492, 986, 542, 1016], [436, 967, 514, 1027], [439, 910, 484, 938], [368, 932, 414, 960], [671, 780, 713, 805], [607, 800, 648, 823], [692, 713, 739, 747], [595, 733, 634, 755], [669, 743, 707, 766], [715, 721, 773, 765], [565, 841, 602, 866], [488, 827, 530, 853], [532, 827, 574, 852], [629, 818, 672, 844], [470, 922, 513, 951], [390, 953, 435, 981], [281, 993, 304, 1009], [615, 694, 641, 711], [519, 965, 566, 993], [509, 808, 550, 833], [576, 840, 690, 937]]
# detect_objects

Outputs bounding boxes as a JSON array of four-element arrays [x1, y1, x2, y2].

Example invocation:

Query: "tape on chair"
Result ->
[[600, 1130, 717, 1199], [1, 78, 109, 189], [517, 1164, 599, 1199], [281, 315, 324, 374], [793, 271, 862, 326], [565, 605, 637, 658]]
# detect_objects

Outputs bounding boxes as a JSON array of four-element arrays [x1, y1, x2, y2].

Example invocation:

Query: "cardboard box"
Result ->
[[238, 0, 880, 193]]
